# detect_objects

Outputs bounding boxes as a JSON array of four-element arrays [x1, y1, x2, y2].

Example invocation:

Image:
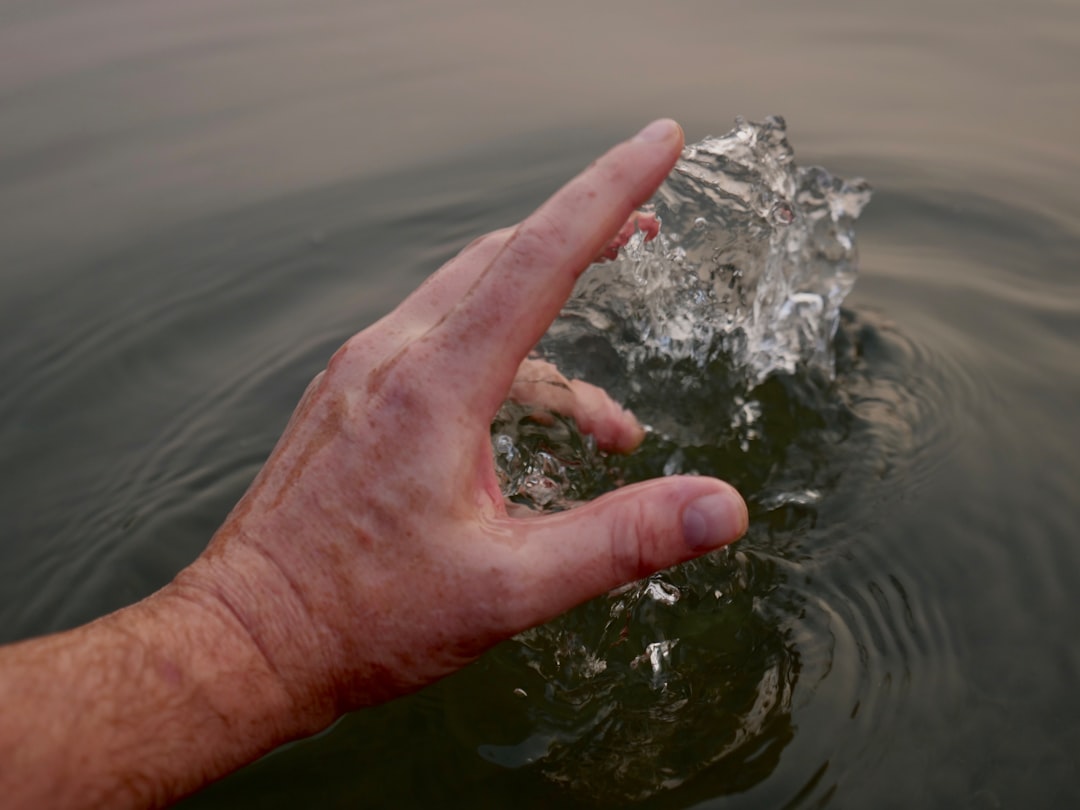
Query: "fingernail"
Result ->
[[682, 490, 747, 551], [634, 118, 678, 143]]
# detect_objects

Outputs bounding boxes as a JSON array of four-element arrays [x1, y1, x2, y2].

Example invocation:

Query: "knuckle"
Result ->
[[506, 212, 563, 269], [323, 334, 436, 432], [301, 370, 326, 400], [326, 341, 350, 373], [461, 226, 513, 257], [326, 336, 369, 378], [291, 370, 328, 419], [608, 498, 662, 582]]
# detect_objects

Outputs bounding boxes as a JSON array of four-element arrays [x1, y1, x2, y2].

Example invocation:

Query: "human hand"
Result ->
[[173, 119, 748, 736]]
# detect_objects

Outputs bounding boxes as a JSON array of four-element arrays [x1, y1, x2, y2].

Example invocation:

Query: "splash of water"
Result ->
[[487, 117, 873, 802], [496, 115, 871, 508], [544, 115, 870, 385]]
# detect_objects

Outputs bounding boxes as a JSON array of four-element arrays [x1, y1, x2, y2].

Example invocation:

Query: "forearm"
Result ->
[[0, 578, 309, 809]]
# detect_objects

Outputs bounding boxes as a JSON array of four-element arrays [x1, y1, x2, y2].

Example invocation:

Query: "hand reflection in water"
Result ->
[[0, 119, 747, 809]]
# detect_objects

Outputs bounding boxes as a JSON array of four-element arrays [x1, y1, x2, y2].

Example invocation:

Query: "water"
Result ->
[[499, 116, 872, 509], [486, 121, 931, 804], [1, 1, 1079, 807], [555, 117, 870, 381]]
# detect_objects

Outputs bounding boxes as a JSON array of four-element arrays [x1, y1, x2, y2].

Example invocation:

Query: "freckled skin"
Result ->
[[0, 120, 748, 810]]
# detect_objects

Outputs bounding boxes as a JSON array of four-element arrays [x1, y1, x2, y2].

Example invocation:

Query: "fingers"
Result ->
[[392, 209, 660, 338], [596, 210, 661, 261], [508, 359, 644, 453], [487, 476, 748, 631], [429, 119, 684, 413], [564, 378, 645, 453]]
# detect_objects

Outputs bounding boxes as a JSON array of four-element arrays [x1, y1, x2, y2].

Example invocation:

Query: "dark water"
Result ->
[[2, 1, 1079, 807]]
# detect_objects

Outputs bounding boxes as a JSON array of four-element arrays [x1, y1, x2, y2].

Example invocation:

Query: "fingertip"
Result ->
[[564, 379, 645, 454], [603, 407, 645, 454], [633, 118, 683, 145], [626, 119, 684, 182], [681, 482, 749, 552], [618, 418, 647, 454]]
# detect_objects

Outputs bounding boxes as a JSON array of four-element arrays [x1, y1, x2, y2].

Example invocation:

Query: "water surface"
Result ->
[[1, 1, 1078, 807]]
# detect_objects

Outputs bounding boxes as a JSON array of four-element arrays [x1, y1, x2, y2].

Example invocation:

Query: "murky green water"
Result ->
[[1, 1, 1078, 807]]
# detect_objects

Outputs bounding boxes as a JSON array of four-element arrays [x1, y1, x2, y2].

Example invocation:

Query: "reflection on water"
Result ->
[[1, 0, 1079, 808]]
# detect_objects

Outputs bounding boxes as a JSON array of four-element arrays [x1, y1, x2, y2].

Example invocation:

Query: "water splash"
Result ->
[[486, 117, 875, 803], [543, 115, 870, 393], [495, 116, 871, 507]]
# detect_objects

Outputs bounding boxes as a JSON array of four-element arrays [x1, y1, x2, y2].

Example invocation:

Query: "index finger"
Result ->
[[430, 119, 684, 414]]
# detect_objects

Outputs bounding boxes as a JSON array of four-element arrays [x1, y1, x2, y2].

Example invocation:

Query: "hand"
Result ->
[[173, 118, 748, 733], [0, 120, 749, 810]]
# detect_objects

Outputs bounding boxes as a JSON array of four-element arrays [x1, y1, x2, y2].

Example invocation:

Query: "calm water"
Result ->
[[2, 1, 1079, 807]]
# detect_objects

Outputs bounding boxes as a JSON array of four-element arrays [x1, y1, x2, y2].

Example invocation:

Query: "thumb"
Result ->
[[495, 477, 748, 631]]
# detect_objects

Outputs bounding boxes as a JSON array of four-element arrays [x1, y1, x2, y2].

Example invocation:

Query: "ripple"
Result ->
[[448, 547, 800, 805], [0, 188, 422, 632], [474, 299, 986, 805], [831, 307, 991, 500]]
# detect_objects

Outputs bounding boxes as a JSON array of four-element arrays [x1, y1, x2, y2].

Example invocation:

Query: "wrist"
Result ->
[[169, 524, 341, 739], [0, 569, 326, 810]]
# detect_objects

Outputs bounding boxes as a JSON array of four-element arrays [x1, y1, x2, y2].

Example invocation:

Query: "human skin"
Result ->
[[0, 119, 747, 809]]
